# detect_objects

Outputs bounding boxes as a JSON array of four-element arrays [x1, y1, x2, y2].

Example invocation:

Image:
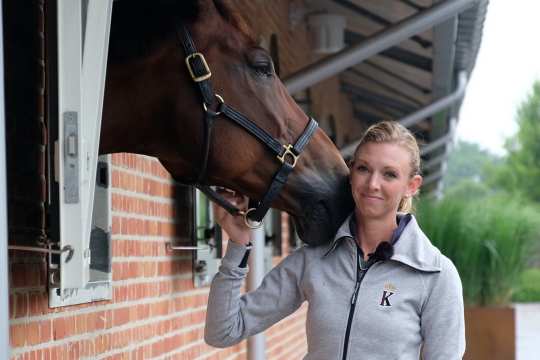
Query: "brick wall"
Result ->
[[9, 154, 309, 359], [8, 1, 358, 358]]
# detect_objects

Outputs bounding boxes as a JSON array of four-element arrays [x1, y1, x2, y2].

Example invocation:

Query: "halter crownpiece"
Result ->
[[177, 24, 318, 227]]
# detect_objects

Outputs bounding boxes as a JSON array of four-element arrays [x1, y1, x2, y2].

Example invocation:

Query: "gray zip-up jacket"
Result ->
[[205, 214, 465, 359]]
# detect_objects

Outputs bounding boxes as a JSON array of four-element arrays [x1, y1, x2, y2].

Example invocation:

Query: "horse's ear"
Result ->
[[193, 0, 221, 19]]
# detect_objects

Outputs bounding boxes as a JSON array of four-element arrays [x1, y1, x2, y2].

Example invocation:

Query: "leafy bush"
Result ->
[[417, 196, 540, 306]]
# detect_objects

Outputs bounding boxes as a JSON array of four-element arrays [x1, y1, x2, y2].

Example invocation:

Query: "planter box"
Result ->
[[465, 306, 515, 360], [465, 304, 540, 360]]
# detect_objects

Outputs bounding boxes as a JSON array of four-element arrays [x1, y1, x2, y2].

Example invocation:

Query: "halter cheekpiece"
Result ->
[[177, 25, 318, 228]]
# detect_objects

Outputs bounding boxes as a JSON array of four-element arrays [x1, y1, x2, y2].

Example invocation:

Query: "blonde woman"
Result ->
[[205, 121, 465, 360]]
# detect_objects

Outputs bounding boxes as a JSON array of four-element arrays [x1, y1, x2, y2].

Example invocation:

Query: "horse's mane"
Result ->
[[108, 0, 256, 64]]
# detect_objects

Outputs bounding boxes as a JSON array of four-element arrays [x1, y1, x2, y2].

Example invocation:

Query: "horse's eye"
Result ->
[[247, 49, 274, 77]]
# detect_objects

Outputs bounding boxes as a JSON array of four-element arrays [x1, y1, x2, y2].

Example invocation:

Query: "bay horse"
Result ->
[[100, 0, 354, 246]]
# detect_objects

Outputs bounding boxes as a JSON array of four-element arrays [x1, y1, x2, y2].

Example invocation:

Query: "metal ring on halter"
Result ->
[[238, 208, 263, 229], [203, 94, 224, 115]]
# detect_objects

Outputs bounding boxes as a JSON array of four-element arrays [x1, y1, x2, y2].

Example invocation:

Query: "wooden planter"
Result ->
[[464, 306, 515, 360]]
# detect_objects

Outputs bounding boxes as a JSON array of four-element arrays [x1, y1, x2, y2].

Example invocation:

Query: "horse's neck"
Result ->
[[99, 74, 199, 179]]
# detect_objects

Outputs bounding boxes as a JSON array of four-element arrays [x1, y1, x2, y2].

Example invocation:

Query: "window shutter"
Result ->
[[55, 0, 112, 295]]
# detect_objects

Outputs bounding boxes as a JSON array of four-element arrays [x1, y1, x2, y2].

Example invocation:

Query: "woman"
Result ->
[[205, 121, 465, 359]]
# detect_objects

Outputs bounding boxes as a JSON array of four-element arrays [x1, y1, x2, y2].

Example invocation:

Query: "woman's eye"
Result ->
[[384, 171, 398, 179], [356, 165, 369, 172]]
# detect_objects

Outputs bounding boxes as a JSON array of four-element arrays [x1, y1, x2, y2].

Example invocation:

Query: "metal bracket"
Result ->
[[63, 111, 79, 203], [166, 243, 209, 252], [8, 245, 74, 263]]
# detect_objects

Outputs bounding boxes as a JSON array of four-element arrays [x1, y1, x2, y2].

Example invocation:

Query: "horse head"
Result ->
[[101, 0, 354, 246]]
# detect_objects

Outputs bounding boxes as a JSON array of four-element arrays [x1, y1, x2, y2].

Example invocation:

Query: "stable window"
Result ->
[[169, 185, 223, 288], [263, 209, 282, 272], [193, 188, 222, 287], [47, 0, 113, 307]]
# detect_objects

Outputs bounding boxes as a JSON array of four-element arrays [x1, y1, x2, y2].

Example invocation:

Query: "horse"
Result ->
[[100, 0, 354, 246]]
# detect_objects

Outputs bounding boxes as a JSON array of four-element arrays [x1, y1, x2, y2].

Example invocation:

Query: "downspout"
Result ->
[[400, 71, 467, 128], [423, 152, 449, 172], [0, 0, 11, 357], [340, 73, 466, 158], [420, 117, 457, 156], [247, 226, 266, 360], [284, 0, 477, 94]]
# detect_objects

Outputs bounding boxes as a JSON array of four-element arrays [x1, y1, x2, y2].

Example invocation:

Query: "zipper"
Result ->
[[342, 247, 370, 360]]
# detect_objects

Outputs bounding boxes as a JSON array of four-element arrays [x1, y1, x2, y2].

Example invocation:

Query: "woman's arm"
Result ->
[[204, 241, 306, 347], [204, 190, 306, 347], [420, 256, 466, 359]]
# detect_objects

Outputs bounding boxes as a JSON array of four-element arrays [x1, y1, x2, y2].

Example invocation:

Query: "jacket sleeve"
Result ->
[[204, 241, 307, 348], [420, 255, 466, 359]]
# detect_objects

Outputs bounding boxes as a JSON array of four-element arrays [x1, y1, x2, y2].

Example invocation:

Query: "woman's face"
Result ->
[[350, 142, 422, 220]]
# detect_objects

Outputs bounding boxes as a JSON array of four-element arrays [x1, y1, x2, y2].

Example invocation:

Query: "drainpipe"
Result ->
[[0, 0, 11, 357], [284, 0, 477, 94], [341, 73, 466, 158], [423, 170, 444, 187], [247, 226, 266, 360], [423, 152, 450, 172], [420, 117, 457, 156], [399, 72, 467, 128]]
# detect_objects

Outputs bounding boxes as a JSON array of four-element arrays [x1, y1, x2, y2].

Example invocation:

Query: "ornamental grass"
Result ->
[[417, 195, 540, 306]]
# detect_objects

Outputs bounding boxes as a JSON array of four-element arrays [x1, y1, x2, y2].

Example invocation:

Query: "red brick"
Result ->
[[52, 317, 67, 340], [10, 324, 26, 347], [28, 292, 46, 316], [68, 341, 80, 359], [14, 293, 28, 318], [39, 320, 52, 343], [26, 321, 40, 345], [113, 307, 130, 327]]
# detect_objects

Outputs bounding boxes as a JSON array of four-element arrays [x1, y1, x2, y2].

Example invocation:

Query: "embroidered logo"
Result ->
[[380, 283, 396, 307]]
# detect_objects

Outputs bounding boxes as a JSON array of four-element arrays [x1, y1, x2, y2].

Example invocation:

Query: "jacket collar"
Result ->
[[323, 213, 441, 272]]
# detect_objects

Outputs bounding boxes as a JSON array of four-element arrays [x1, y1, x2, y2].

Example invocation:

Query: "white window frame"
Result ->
[[193, 189, 222, 288], [51, 0, 113, 306]]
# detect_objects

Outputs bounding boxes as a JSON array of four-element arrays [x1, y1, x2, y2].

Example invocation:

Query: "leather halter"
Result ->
[[177, 25, 318, 228]]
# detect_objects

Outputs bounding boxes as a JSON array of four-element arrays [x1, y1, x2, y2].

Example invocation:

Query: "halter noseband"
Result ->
[[177, 25, 318, 228]]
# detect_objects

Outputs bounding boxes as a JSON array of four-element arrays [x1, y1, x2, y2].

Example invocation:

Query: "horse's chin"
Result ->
[[293, 202, 340, 247], [293, 186, 355, 247]]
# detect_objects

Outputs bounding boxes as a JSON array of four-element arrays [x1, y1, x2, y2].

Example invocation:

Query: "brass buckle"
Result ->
[[277, 144, 298, 168], [185, 52, 212, 82]]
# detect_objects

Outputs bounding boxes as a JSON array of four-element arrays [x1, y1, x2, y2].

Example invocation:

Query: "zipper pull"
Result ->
[[350, 281, 360, 305]]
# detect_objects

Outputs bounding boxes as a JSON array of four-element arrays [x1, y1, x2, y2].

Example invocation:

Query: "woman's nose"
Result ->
[[367, 173, 381, 191]]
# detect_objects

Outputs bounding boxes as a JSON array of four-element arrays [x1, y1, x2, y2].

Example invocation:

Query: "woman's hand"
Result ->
[[212, 189, 251, 246]]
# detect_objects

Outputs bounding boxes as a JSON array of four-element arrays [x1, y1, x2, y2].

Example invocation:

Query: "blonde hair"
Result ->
[[351, 121, 421, 213]]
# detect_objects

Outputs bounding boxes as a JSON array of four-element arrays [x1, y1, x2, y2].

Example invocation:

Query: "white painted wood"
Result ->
[[515, 303, 540, 360], [80, 0, 113, 288], [57, 0, 84, 289], [56, 0, 112, 294], [0, 0, 10, 355]]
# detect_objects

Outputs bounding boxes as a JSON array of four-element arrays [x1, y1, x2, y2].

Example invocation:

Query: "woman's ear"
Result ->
[[406, 174, 423, 197]]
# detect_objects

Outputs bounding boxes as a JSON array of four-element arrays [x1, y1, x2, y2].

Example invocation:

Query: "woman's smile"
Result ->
[[362, 193, 384, 201]]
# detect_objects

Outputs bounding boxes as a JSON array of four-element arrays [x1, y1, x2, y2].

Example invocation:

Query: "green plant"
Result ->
[[512, 268, 540, 302], [416, 195, 540, 306]]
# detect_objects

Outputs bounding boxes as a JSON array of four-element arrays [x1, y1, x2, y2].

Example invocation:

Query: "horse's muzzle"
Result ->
[[293, 177, 355, 247]]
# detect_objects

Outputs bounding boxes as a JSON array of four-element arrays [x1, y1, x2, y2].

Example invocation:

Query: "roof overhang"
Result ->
[[283, 0, 489, 194]]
